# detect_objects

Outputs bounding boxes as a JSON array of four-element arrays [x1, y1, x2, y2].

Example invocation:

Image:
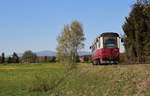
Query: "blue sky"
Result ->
[[0, 0, 136, 54]]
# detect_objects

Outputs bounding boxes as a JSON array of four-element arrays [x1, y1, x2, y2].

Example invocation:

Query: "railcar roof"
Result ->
[[100, 32, 119, 37], [90, 32, 119, 48]]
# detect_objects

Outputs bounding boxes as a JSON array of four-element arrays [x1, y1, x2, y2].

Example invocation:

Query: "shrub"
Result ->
[[29, 73, 63, 92]]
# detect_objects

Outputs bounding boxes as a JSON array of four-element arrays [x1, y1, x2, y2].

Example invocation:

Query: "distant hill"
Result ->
[[78, 51, 91, 56], [16, 50, 91, 57], [36, 50, 56, 56]]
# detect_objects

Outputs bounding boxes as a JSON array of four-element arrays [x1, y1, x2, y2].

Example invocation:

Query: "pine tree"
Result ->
[[122, 0, 150, 63], [1, 53, 5, 63]]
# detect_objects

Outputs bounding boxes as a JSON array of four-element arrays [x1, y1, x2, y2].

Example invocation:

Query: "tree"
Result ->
[[56, 21, 85, 69], [1, 53, 5, 63], [37, 56, 45, 63], [44, 56, 48, 62], [50, 56, 56, 62], [12, 52, 19, 63], [7, 57, 12, 63], [122, 0, 150, 63], [22, 50, 37, 63]]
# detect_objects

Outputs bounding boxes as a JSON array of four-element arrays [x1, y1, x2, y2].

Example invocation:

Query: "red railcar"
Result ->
[[90, 32, 120, 65]]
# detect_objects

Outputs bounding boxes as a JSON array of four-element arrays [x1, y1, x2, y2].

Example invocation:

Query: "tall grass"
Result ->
[[29, 74, 58, 92]]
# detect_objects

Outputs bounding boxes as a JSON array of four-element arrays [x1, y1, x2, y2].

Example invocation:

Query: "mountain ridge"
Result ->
[[16, 50, 91, 57]]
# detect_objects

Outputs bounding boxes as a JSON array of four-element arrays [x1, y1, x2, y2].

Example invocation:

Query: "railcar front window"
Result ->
[[103, 37, 117, 49]]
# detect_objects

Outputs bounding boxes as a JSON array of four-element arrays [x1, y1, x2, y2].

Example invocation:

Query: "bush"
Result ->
[[119, 53, 127, 64], [30, 74, 56, 92], [29, 73, 64, 92]]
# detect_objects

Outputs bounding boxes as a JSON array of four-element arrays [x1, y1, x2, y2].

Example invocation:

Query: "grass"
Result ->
[[0, 63, 65, 96], [0, 63, 150, 96]]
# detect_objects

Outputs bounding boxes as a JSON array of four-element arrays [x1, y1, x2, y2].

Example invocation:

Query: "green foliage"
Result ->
[[7, 56, 12, 63], [1, 53, 5, 63], [0, 53, 5, 64], [38, 56, 47, 63], [77, 55, 92, 63], [37, 56, 56, 63], [122, 0, 150, 63], [12, 52, 19, 63], [0, 57, 1, 63], [22, 50, 37, 63], [83, 55, 91, 63], [0, 53, 5, 63], [48, 56, 56, 62], [56, 21, 85, 70]]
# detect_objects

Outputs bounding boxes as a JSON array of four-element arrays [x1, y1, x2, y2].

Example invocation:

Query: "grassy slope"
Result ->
[[0, 63, 150, 96]]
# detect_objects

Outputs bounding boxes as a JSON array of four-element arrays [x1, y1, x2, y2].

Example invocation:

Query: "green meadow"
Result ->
[[0, 63, 150, 96]]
